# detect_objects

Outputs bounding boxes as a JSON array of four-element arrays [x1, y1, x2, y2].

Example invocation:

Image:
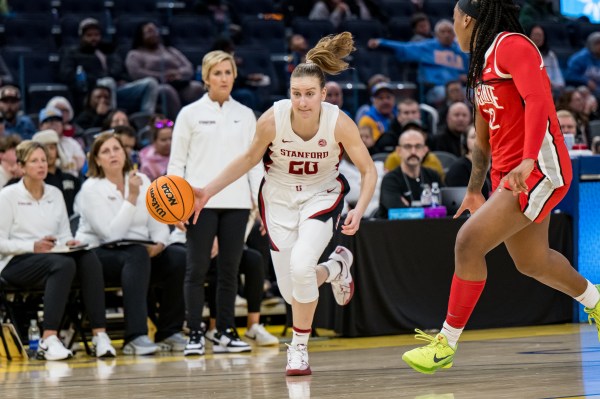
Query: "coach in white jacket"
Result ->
[[167, 50, 262, 355], [76, 132, 186, 355], [0, 141, 114, 360]]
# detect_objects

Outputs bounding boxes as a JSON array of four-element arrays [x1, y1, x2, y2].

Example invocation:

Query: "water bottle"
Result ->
[[420, 183, 432, 207], [195, 65, 202, 82], [431, 182, 441, 207], [28, 319, 40, 351], [75, 65, 88, 92]]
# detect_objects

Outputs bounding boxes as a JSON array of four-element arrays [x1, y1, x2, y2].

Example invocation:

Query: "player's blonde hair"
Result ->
[[201, 50, 238, 90], [291, 32, 356, 88]]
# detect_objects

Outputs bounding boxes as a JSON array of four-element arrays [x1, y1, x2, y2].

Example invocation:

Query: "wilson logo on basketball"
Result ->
[[148, 187, 167, 218], [318, 139, 327, 147], [161, 183, 178, 206]]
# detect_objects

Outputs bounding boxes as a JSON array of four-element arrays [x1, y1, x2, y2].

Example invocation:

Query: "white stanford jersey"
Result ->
[[264, 100, 342, 187]]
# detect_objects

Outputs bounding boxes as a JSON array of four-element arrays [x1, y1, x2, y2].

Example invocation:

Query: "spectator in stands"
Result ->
[[556, 109, 584, 149], [0, 86, 36, 140], [354, 73, 391, 123], [359, 125, 376, 155], [410, 13, 433, 42], [565, 32, 600, 98], [378, 128, 443, 217], [325, 81, 351, 117], [309, 0, 354, 28], [30, 130, 81, 216], [368, 20, 469, 106], [528, 24, 565, 92], [75, 132, 187, 355], [0, 134, 21, 187], [47, 97, 78, 138], [59, 18, 159, 115], [102, 109, 131, 130], [0, 141, 115, 360], [39, 107, 86, 177], [358, 82, 396, 141], [519, 0, 562, 32], [375, 98, 426, 154], [430, 102, 471, 157], [437, 80, 467, 128], [445, 125, 491, 197], [126, 22, 205, 120], [576, 85, 600, 121], [113, 125, 140, 166], [74, 85, 112, 130], [381, 119, 444, 178], [0, 55, 13, 87], [193, 0, 241, 39], [139, 116, 172, 181], [556, 88, 590, 147]]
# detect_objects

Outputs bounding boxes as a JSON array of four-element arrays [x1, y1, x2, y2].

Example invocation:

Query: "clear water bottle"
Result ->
[[420, 183, 432, 207], [431, 182, 441, 207], [75, 65, 88, 92], [28, 319, 40, 351]]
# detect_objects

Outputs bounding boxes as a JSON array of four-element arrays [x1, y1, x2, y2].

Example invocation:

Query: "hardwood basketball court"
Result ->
[[1, 324, 599, 398]]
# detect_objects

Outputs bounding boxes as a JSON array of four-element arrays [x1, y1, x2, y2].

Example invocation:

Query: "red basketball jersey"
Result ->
[[476, 32, 571, 188]]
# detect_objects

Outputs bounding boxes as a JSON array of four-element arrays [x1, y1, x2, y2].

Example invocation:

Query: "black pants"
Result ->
[[95, 244, 186, 342], [208, 247, 266, 317], [1, 251, 106, 331], [185, 208, 249, 332]]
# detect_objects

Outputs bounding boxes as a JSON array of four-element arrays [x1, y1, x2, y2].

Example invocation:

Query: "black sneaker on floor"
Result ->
[[213, 328, 251, 353], [184, 330, 205, 356]]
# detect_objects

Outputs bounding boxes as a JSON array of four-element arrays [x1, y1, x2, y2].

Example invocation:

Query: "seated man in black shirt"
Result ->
[[378, 129, 443, 218]]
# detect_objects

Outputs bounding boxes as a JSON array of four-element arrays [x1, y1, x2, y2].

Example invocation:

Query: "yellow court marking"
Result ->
[[0, 323, 589, 374]]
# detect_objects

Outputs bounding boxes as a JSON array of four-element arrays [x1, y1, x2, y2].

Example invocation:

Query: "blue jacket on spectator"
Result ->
[[378, 38, 469, 86], [565, 47, 600, 89], [5, 115, 36, 140]]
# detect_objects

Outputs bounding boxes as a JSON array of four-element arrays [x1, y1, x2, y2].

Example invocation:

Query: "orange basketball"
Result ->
[[146, 175, 195, 224]]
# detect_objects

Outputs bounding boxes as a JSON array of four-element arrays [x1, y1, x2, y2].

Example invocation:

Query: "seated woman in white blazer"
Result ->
[[0, 141, 115, 360], [75, 132, 186, 355]]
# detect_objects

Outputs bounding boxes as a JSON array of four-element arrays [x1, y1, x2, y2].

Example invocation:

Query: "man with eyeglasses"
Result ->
[[378, 128, 443, 218]]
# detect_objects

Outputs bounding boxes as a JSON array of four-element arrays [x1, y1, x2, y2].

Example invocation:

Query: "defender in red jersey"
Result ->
[[402, 0, 600, 375]]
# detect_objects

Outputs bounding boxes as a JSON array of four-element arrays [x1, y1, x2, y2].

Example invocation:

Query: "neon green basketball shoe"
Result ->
[[584, 284, 600, 341], [402, 329, 456, 375]]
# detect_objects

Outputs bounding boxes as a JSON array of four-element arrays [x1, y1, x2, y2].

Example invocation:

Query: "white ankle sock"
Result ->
[[441, 321, 463, 348], [291, 328, 310, 346], [323, 259, 341, 283], [574, 280, 600, 309]]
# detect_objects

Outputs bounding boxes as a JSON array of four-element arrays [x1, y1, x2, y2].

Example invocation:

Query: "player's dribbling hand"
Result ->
[[192, 187, 211, 224], [454, 191, 486, 218], [341, 209, 362, 235], [499, 159, 535, 196]]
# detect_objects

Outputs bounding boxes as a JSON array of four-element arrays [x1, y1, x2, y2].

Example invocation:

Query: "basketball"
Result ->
[[146, 175, 195, 224]]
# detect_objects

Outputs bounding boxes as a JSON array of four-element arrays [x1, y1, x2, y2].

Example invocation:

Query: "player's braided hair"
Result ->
[[460, 0, 523, 105], [292, 32, 356, 88]]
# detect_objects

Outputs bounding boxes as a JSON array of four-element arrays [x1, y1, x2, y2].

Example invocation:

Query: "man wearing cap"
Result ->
[[39, 106, 86, 177], [358, 82, 397, 141], [368, 19, 468, 106], [58, 18, 159, 114], [0, 86, 36, 140]]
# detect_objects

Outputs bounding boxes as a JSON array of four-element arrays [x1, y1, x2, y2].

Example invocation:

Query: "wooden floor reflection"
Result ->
[[1, 324, 599, 399]]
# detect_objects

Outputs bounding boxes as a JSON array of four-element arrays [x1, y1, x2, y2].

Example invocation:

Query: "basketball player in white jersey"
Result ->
[[191, 32, 377, 375]]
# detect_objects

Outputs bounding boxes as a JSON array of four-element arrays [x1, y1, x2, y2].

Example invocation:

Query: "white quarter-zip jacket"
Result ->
[[75, 172, 170, 247], [0, 180, 72, 272], [167, 94, 263, 209]]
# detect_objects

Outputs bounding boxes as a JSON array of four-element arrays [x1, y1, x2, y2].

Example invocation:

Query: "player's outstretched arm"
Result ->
[[192, 108, 276, 223]]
